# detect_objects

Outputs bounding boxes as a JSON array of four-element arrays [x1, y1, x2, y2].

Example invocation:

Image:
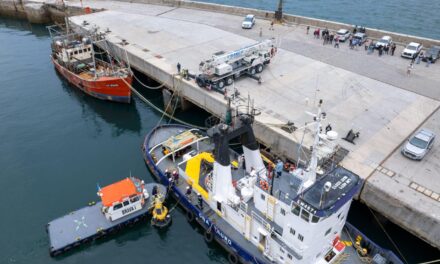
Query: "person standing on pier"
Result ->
[[306, 26, 310, 34], [269, 21, 274, 31], [334, 37, 340, 48], [259, 27, 263, 38], [391, 43, 396, 56], [416, 52, 423, 64], [177, 62, 181, 74]]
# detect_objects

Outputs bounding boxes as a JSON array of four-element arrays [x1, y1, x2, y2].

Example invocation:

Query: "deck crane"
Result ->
[[195, 39, 275, 91]]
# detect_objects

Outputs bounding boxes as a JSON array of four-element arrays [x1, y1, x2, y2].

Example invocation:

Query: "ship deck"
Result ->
[[145, 125, 395, 264], [47, 183, 166, 256]]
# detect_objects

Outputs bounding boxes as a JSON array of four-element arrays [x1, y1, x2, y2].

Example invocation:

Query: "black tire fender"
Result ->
[[186, 210, 195, 222], [204, 229, 214, 243], [228, 252, 239, 264]]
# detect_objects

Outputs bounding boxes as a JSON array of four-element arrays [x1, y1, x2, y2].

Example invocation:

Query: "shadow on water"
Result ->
[[56, 71, 143, 136], [0, 16, 50, 37]]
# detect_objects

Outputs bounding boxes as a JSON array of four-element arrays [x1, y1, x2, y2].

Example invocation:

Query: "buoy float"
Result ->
[[151, 196, 171, 228]]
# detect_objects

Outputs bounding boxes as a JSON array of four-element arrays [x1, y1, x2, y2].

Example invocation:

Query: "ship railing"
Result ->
[[148, 128, 202, 154], [271, 230, 304, 259], [239, 201, 248, 213], [251, 211, 271, 231]]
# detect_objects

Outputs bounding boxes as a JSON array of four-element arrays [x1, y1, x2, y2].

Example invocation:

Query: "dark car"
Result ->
[[422, 46, 440, 63]]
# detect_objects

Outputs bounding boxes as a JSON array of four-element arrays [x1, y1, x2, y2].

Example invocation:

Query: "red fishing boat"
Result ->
[[48, 25, 133, 103]]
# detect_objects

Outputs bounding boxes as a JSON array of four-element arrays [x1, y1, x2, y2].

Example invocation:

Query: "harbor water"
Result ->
[[199, 0, 440, 40], [0, 17, 438, 264]]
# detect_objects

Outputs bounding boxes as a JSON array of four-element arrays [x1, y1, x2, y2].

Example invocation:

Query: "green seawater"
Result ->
[[0, 18, 438, 264]]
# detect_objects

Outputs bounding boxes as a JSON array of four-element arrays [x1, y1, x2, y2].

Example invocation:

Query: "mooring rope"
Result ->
[[132, 72, 167, 90], [120, 78, 207, 130]]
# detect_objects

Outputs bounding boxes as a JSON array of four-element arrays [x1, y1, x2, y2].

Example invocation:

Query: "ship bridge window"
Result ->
[[311, 215, 320, 223], [260, 194, 266, 201], [74, 51, 78, 55], [298, 234, 304, 242], [288, 254, 292, 260], [113, 203, 122, 210], [292, 205, 300, 216], [301, 209, 310, 222], [280, 208, 286, 216], [88, 48, 91, 51], [130, 195, 140, 203], [123, 200, 129, 206], [79, 50, 83, 54]]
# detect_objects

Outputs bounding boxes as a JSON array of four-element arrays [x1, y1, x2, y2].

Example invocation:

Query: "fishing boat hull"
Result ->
[[52, 57, 133, 103]]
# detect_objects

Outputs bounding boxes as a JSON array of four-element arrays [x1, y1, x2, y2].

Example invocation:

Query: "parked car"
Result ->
[[352, 33, 367, 46], [401, 42, 423, 59], [242, 14, 256, 29], [422, 45, 440, 63], [401, 129, 435, 160], [375, 36, 392, 49], [336, 29, 351, 42]]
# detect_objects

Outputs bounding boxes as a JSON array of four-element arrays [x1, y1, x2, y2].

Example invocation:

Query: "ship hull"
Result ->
[[142, 124, 404, 264], [52, 57, 132, 103]]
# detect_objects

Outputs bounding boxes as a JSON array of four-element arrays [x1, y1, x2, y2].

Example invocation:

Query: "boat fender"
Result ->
[[186, 210, 195, 222], [228, 252, 239, 264], [259, 180, 269, 191], [204, 229, 214, 243]]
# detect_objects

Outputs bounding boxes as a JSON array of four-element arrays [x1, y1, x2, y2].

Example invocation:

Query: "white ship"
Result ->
[[142, 101, 402, 264]]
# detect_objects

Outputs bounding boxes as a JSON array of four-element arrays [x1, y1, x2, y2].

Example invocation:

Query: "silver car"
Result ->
[[401, 129, 435, 160]]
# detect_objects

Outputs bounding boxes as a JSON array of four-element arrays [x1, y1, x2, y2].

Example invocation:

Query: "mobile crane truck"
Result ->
[[195, 39, 275, 91]]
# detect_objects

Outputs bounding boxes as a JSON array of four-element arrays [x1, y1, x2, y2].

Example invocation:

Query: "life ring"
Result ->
[[186, 210, 195, 222], [260, 180, 269, 191], [228, 252, 239, 264], [204, 229, 214, 243]]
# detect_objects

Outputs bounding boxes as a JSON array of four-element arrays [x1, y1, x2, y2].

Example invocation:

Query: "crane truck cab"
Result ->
[[196, 40, 274, 91]]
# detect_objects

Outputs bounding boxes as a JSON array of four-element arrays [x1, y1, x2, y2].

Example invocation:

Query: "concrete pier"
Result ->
[[2, 0, 439, 249]]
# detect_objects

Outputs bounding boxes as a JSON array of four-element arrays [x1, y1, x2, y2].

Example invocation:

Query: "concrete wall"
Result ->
[[0, 0, 94, 24], [0, 0, 27, 19], [361, 179, 440, 249]]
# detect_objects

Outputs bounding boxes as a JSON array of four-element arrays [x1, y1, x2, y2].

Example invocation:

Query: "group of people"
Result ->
[[165, 168, 180, 186], [312, 27, 341, 48]]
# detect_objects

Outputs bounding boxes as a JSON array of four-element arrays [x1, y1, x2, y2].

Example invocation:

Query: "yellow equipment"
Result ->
[[151, 196, 171, 228]]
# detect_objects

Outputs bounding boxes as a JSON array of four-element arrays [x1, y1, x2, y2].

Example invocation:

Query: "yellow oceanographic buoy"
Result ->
[[151, 196, 171, 228]]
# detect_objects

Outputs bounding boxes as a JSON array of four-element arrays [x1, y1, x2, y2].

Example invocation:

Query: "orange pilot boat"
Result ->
[[48, 24, 133, 103]]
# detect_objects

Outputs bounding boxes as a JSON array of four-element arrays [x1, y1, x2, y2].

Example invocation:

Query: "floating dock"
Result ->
[[47, 183, 166, 256]]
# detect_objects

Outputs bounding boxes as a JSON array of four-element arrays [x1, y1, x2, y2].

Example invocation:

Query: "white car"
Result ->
[[242, 14, 256, 29], [401, 42, 423, 59], [375, 36, 392, 49], [336, 29, 351, 42]]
